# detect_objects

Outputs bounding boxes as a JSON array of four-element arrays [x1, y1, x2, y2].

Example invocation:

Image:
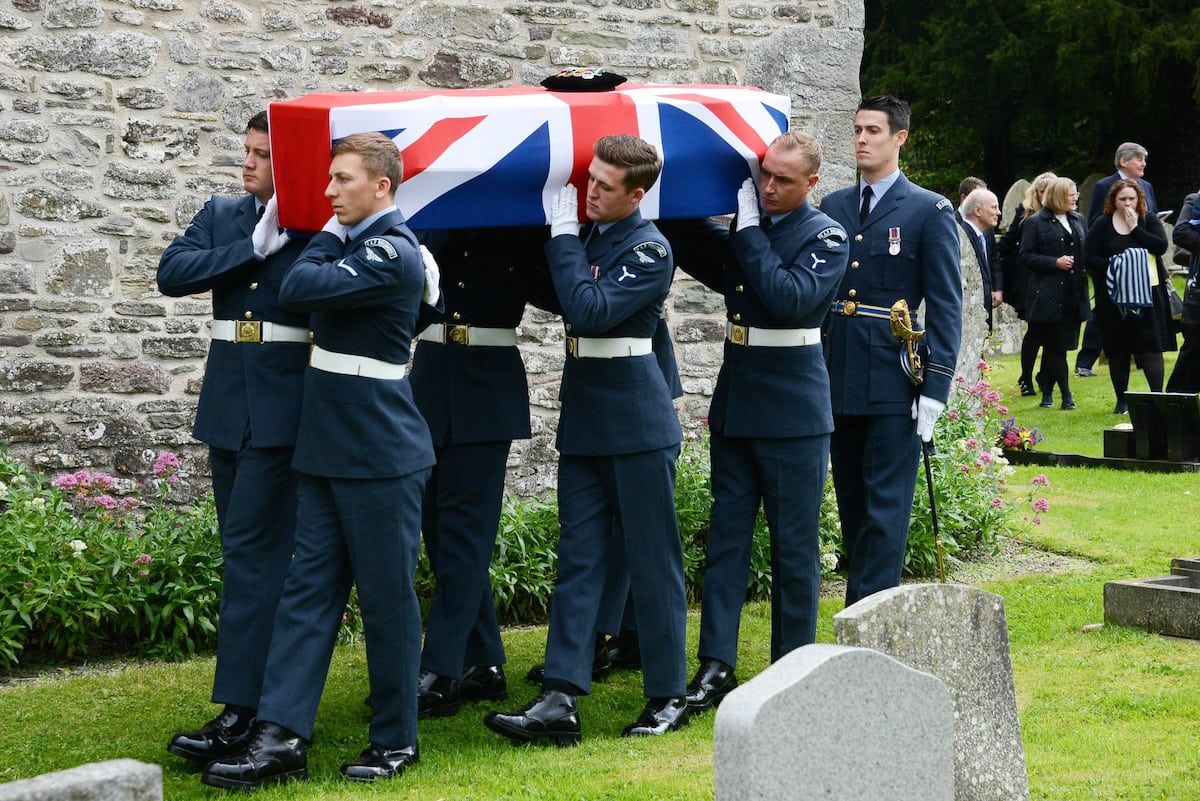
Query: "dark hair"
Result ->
[[246, 111, 268, 134], [858, 95, 911, 135], [1103, 178, 1148, 219], [593, 134, 662, 192], [331, 133, 403, 194], [958, 176, 986, 200]]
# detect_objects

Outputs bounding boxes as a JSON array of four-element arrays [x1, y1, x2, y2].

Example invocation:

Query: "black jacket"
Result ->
[[1017, 208, 1090, 324]]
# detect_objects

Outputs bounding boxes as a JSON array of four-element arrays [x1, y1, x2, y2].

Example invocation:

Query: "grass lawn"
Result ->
[[0, 353, 1197, 799]]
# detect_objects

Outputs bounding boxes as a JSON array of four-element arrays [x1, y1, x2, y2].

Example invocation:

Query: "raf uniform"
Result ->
[[157, 195, 309, 736], [822, 173, 962, 606], [408, 226, 552, 711], [208, 206, 434, 784], [668, 204, 848, 683]]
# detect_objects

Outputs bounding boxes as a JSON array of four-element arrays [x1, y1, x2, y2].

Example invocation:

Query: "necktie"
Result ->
[[978, 232, 989, 267], [859, 185, 873, 224], [256, 205, 265, 222], [760, 216, 773, 232]]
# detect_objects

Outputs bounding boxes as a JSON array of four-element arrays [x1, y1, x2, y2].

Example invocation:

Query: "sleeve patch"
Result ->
[[632, 241, 668, 263], [816, 226, 847, 248], [936, 198, 953, 212], [362, 237, 398, 259]]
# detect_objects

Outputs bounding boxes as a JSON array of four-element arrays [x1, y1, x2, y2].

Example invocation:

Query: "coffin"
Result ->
[[268, 85, 790, 232]]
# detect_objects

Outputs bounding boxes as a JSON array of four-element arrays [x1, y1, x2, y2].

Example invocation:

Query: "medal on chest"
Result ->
[[888, 227, 901, 256]]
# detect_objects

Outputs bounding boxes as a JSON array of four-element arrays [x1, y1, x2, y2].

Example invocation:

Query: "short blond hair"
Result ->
[[1041, 177, 1076, 215], [769, 131, 821, 175], [331, 133, 403, 194]]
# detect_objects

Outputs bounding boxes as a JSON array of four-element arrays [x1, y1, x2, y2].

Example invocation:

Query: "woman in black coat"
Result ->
[[1017, 177, 1090, 410], [1084, 179, 1174, 413]]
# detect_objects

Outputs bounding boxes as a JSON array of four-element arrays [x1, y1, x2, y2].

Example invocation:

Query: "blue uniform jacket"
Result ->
[[156, 194, 310, 452], [821, 173, 963, 414], [279, 209, 435, 479], [666, 205, 848, 438], [546, 210, 682, 456], [409, 227, 555, 447]]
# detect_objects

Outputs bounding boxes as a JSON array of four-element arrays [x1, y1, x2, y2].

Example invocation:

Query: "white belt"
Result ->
[[309, 345, 407, 380], [726, 323, 822, 347], [419, 323, 518, 347], [565, 336, 653, 359], [212, 319, 310, 344]]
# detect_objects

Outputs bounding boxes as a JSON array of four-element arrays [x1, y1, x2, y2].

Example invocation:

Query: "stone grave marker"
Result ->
[[0, 759, 161, 801]]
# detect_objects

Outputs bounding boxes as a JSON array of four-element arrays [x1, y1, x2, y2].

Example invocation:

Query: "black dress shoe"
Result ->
[[460, 665, 507, 703], [483, 690, 581, 746], [525, 636, 613, 685], [685, 659, 738, 714], [1114, 401, 1129, 415], [1016, 378, 1036, 397], [1038, 393, 1054, 408], [606, 631, 642, 670], [200, 722, 308, 790], [417, 670, 463, 719], [621, 697, 690, 737], [1076, 367, 1097, 378], [167, 705, 256, 763], [1061, 396, 1076, 410], [340, 742, 419, 783]]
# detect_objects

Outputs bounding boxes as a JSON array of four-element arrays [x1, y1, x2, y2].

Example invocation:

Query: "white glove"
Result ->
[[911, 396, 947, 443], [321, 213, 349, 242], [735, 177, 760, 232], [252, 196, 290, 258], [550, 185, 580, 239], [419, 244, 441, 306]]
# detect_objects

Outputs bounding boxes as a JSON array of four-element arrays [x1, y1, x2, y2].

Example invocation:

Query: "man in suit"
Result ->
[[1077, 142, 1159, 376], [202, 133, 437, 788], [958, 187, 1002, 330], [662, 131, 849, 713], [158, 111, 311, 766], [955, 176, 986, 224], [484, 135, 689, 744], [821, 95, 962, 608]]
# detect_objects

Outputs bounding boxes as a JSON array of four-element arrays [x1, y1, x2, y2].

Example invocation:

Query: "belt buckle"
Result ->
[[842, 301, 858, 317], [729, 323, 749, 346], [235, 320, 263, 343], [447, 324, 470, 345], [566, 336, 579, 359]]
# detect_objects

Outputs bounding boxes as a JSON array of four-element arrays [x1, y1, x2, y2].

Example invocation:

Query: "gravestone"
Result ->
[[714, 643, 954, 801], [0, 760, 161, 801], [834, 584, 1031, 801], [1078, 172, 1106, 220], [1105, 558, 1200, 639], [1000, 179, 1029, 230]]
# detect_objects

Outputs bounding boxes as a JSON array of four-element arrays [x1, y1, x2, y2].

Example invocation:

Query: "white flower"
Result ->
[[819, 551, 839, 573], [68, 539, 87, 556], [30, 497, 45, 510], [11, 473, 25, 485], [0, 481, 7, 496]]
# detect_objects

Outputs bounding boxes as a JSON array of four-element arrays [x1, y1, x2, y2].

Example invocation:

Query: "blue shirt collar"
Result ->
[[860, 170, 901, 206], [347, 205, 397, 241]]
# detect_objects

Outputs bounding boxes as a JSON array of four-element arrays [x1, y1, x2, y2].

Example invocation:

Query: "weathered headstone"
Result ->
[[0, 759, 161, 801], [956, 225, 988, 384], [714, 643, 955, 801], [1078, 171, 1106, 221], [1000, 179, 1029, 230], [834, 584, 1031, 801]]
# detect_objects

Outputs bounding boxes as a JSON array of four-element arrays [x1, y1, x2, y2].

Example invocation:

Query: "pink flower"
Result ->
[[92, 473, 115, 490], [153, 452, 180, 476], [980, 452, 993, 463], [1032, 497, 1050, 513], [960, 464, 971, 473], [997, 405, 1009, 414], [166, 475, 180, 485], [947, 411, 959, 421], [121, 497, 140, 510], [984, 390, 1001, 403], [954, 375, 966, 383], [1032, 517, 1043, 526], [977, 359, 989, 370], [965, 438, 980, 449], [1031, 474, 1049, 486], [93, 494, 118, 509], [52, 474, 79, 490], [991, 497, 1003, 508], [134, 553, 153, 566]]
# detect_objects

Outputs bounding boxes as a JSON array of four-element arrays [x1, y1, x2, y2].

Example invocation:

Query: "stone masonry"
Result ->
[[0, 0, 864, 494]]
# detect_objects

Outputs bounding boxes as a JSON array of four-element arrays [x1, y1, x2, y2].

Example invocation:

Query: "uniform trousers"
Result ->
[[830, 413, 921, 607], [543, 446, 686, 698], [257, 470, 429, 748], [597, 543, 637, 636], [698, 432, 829, 668], [208, 438, 297, 709], [420, 440, 510, 677]]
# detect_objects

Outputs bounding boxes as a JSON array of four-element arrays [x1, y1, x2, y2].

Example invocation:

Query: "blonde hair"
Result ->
[[1022, 171, 1057, 214], [1041, 177, 1076, 215], [768, 131, 822, 175], [331, 133, 403, 193]]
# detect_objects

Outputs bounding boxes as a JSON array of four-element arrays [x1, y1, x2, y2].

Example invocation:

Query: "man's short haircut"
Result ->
[[858, 95, 911, 135], [1114, 141, 1148, 169], [1104, 178, 1149, 219], [593, 134, 661, 192], [246, 111, 268, 134], [330, 133, 403, 193], [1042, 177, 1077, 215], [768, 130, 822, 175], [962, 188, 995, 219], [958, 176, 986, 200]]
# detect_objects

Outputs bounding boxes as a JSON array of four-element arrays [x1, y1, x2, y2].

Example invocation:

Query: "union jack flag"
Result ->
[[269, 85, 790, 232]]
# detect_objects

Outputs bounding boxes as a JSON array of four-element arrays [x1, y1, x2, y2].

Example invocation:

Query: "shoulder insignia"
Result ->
[[816, 226, 846, 248], [362, 237, 398, 259], [632, 241, 668, 263], [936, 198, 953, 212], [364, 248, 384, 263]]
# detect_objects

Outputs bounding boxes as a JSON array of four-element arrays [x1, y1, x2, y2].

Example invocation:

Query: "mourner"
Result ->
[[484, 135, 689, 744], [662, 131, 848, 712], [821, 95, 963, 607], [201, 133, 437, 788], [157, 111, 310, 767]]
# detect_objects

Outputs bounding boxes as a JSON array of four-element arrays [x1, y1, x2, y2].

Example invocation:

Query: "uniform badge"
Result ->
[[632, 241, 667, 262], [591, 264, 600, 280], [888, 227, 901, 256], [617, 265, 637, 282], [362, 237, 398, 259], [936, 198, 953, 212], [816, 226, 846, 249]]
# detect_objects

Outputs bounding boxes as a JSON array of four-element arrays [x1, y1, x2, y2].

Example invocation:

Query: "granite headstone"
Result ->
[[0, 759, 161, 801]]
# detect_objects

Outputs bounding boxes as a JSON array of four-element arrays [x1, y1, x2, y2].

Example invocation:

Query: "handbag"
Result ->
[[1167, 280, 1185, 322]]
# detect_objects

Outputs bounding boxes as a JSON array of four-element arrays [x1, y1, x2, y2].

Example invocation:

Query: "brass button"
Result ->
[[854, 234, 863, 243], [463, 250, 469, 259], [243, 311, 253, 320], [565, 323, 572, 332], [308, 331, 314, 341], [457, 281, 466, 289], [735, 284, 744, 293], [732, 313, 741, 322], [249, 282, 258, 290], [850, 261, 860, 270], [848, 289, 857, 298], [452, 311, 462, 321]]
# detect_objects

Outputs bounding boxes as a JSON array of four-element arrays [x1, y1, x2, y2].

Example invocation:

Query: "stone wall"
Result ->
[[0, 0, 864, 495]]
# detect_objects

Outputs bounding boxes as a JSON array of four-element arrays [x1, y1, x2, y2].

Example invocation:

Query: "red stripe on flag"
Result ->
[[400, 116, 486, 181], [657, 93, 769, 154], [558, 93, 640, 220], [269, 101, 335, 232]]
